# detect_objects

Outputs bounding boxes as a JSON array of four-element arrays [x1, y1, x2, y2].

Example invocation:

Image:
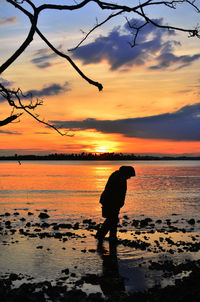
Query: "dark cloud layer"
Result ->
[[26, 82, 70, 98], [72, 18, 200, 71], [52, 102, 200, 141], [30, 19, 200, 71]]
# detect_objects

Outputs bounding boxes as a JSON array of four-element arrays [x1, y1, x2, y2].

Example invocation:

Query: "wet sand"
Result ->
[[1, 210, 200, 302]]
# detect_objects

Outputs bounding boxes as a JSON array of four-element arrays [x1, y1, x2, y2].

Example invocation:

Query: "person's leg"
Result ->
[[96, 206, 112, 240], [96, 208, 119, 241], [109, 223, 117, 240], [96, 217, 110, 240], [109, 214, 119, 241]]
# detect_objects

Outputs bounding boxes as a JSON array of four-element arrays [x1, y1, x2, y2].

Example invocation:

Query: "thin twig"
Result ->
[[69, 10, 124, 51]]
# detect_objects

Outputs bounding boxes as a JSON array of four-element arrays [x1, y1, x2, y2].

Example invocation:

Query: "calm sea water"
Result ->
[[0, 160, 200, 221], [1, 160, 200, 293]]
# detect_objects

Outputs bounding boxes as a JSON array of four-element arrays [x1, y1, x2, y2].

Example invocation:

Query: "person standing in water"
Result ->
[[96, 166, 135, 242]]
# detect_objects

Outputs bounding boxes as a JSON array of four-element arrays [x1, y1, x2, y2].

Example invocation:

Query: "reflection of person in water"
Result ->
[[98, 241, 125, 298], [96, 166, 135, 242]]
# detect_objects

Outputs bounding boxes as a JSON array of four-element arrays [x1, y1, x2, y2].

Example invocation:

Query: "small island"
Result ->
[[0, 152, 200, 161]]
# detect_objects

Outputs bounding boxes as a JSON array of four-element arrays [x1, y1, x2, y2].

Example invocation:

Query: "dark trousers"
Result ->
[[97, 210, 119, 240]]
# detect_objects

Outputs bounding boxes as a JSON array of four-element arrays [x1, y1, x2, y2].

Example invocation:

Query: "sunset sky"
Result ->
[[1, 0, 200, 156]]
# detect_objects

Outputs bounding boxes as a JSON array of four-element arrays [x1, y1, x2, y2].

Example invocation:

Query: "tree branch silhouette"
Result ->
[[68, 10, 124, 51], [0, 83, 69, 136], [0, 0, 199, 132]]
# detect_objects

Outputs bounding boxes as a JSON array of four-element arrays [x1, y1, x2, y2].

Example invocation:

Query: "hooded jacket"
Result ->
[[100, 170, 127, 211]]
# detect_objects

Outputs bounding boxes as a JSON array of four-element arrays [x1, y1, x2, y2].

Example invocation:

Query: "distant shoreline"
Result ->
[[0, 153, 200, 161]]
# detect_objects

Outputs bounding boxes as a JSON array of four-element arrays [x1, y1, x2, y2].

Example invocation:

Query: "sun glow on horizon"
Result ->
[[95, 146, 110, 153]]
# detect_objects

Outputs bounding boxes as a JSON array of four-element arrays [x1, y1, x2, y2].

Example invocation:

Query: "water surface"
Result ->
[[0, 160, 200, 294], [0, 160, 200, 220]]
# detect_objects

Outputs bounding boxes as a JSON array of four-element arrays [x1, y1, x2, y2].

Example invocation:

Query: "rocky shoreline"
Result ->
[[1, 210, 200, 302], [1, 264, 200, 302]]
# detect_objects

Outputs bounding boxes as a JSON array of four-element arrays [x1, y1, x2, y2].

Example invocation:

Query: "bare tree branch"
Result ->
[[0, 83, 71, 136], [68, 10, 124, 51], [0, 0, 38, 74], [0, 114, 22, 127], [4, 0, 103, 91], [36, 28, 103, 92], [137, 5, 200, 38], [126, 18, 149, 47], [38, 0, 92, 12]]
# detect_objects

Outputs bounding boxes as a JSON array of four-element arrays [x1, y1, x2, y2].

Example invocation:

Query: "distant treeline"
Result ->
[[0, 153, 200, 161]]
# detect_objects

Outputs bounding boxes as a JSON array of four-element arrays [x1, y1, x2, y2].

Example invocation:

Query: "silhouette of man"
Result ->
[[96, 166, 135, 242]]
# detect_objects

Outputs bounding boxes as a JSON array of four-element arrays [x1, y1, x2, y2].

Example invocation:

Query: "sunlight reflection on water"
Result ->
[[0, 160, 200, 220]]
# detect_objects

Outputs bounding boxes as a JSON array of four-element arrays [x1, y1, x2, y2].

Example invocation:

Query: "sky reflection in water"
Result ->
[[0, 160, 200, 294]]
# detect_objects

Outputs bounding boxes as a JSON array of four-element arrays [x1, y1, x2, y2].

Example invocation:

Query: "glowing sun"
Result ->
[[95, 146, 109, 153]]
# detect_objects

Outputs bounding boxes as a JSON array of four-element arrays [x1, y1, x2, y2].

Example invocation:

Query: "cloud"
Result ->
[[52, 102, 200, 141], [34, 132, 51, 135], [150, 53, 200, 70], [0, 80, 69, 103], [63, 143, 98, 151], [0, 130, 21, 135], [0, 77, 14, 88], [25, 82, 70, 97], [72, 18, 200, 71], [31, 53, 56, 69], [0, 78, 15, 103], [0, 16, 17, 25], [31, 46, 62, 68], [177, 89, 193, 94]]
